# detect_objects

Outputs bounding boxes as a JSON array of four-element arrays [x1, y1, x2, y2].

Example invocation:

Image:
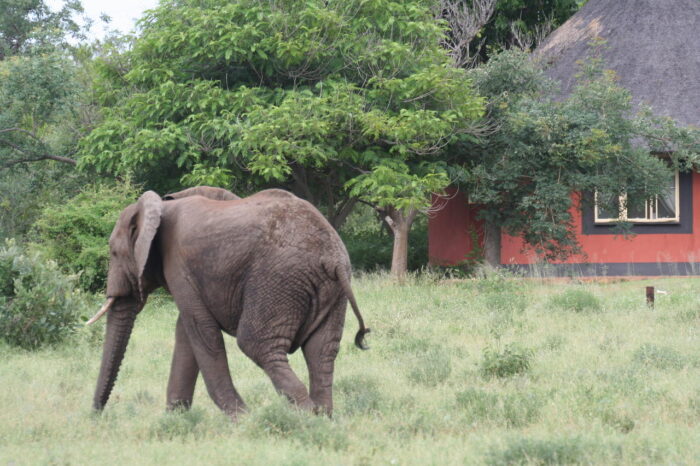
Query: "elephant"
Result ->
[[87, 186, 369, 419]]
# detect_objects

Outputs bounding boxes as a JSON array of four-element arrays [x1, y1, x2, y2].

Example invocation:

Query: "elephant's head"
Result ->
[[88, 191, 162, 411]]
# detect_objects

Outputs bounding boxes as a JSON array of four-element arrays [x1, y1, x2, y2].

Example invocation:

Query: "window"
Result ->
[[594, 171, 680, 223]]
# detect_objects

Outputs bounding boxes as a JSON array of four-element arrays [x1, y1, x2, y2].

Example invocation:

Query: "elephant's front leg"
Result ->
[[178, 306, 247, 419], [166, 315, 199, 410]]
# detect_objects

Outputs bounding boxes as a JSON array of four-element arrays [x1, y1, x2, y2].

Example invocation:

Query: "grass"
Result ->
[[1, 273, 699, 464]]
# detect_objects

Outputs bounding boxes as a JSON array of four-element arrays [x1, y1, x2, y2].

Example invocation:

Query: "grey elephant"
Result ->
[[87, 186, 369, 419]]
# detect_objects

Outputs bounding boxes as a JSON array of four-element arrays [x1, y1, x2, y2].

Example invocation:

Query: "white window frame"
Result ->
[[594, 170, 680, 224]]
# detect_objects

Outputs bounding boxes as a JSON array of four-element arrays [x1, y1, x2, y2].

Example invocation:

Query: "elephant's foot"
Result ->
[[290, 395, 315, 412], [166, 399, 192, 411], [227, 405, 248, 423], [312, 403, 332, 417]]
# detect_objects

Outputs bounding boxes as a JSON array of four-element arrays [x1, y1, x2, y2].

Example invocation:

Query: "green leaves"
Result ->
[[346, 160, 449, 213], [455, 49, 700, 260], [80, 0, 483, 205]]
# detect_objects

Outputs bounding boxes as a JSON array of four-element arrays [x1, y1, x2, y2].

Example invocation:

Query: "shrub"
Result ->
[[32, 181, 139, 292], [480, 344, 533, 379], [0, 239, 84, 349], [632, 343, 686, 370], [548, 287, 602, 313]]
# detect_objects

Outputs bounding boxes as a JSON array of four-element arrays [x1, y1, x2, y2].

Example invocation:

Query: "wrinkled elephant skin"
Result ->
[[90, 186, 368, 420]]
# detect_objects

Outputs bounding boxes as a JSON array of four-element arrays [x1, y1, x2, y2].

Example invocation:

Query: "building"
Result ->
[[429, 0, 700, 276]]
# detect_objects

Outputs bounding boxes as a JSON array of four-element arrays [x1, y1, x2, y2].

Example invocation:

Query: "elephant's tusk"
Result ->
[[86, 297, 115, 325]]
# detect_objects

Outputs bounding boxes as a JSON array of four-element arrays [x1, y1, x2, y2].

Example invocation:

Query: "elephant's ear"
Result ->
[[132, 191, 162, 301]]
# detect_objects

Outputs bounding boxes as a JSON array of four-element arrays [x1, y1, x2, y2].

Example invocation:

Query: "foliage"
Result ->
[[451, 49, 700, 261], [80, 0, 484, 192], [0, 0, 86, 59], [0, 1, 94, 171], [478, 0, 582, 59], [0, 239, 83, 349], [0, 11, 99, 240], [548, 287, 601, 312], [0, 164, 83, 240], [480, 344, 533, 378], [32, 181, 140, 292], [78, 0, 485, 276]]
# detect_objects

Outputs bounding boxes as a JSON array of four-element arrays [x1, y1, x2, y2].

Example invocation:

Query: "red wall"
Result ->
[[428, 188, 484, 266], [429, 173, 700, 268]]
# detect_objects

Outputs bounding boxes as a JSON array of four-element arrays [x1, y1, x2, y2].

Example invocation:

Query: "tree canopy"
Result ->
[[0, 0, 95, 238], [79, 0, 485, 278]]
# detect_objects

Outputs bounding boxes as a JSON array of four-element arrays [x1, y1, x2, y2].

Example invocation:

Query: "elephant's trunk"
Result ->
[[93, 301, 136, 411]]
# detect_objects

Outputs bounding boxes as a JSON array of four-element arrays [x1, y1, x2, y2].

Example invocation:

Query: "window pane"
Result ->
[[596, 194, 620, 219], [656, 175, 677, 219], [626, 198, 647, 219]]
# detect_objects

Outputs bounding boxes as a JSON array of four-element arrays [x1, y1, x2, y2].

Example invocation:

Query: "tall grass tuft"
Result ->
[[632, 343, 686, 370], [480, 344, 533, 379], [548, 287, 601, 313], [243, 397, 349, 450], [487, 436, 600, 465]]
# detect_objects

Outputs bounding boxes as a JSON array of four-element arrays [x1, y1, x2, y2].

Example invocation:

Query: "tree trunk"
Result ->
[[483, 220, 501, 268], [328, 197, 358, 231], [386, 207, 418, 282]]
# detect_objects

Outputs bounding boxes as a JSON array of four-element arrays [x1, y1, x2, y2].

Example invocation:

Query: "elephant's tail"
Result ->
[[336, 266, 370, 350]]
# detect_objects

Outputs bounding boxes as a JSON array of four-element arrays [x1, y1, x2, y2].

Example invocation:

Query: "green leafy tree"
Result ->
[[79, 0, 485, 279], [451, 49, 700, 265], [0, 0, 105, 240], [0, 0, 86, 59]]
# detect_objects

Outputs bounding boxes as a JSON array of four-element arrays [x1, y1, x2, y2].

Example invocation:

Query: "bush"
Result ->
[[0, 239, 84, 349], [548, 287, 602, 313], [632, 343, 686, 370], [32, 181, 139, 292], [480, 344, 533, 379]]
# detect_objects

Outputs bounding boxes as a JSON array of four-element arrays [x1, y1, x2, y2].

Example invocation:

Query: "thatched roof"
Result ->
[[536, 0, 700, 128]]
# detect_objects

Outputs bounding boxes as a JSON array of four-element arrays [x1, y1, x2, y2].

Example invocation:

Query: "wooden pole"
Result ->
[[646, 286, 655, 308]]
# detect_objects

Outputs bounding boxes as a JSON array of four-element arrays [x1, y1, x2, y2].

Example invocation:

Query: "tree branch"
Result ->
[[0, 130, 77, 168]]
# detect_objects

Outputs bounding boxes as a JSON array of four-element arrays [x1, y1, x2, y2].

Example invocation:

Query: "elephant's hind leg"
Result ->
[[302, 298, 347, 416], [166, 315, 199, 411], [237, 321, 315, 411]]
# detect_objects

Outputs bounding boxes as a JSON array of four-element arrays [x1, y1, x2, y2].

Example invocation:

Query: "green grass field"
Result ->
[[1, 273, 699, 465]]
